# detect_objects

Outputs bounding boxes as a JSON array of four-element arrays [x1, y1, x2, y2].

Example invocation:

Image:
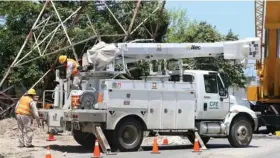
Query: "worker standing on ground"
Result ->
[[58, 55, 82, 89], [15, 88, 41, 148]]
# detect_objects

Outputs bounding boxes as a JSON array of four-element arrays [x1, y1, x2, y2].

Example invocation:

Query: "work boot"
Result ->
[[26, 145, 35, 148]]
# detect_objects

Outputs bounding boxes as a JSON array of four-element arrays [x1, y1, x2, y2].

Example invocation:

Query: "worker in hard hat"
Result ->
[[58, 55, 82, 89], [15, 88, 41, 148]]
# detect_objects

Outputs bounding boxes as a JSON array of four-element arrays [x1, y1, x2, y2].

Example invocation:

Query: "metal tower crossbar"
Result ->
[[0, 0, 167, 89]]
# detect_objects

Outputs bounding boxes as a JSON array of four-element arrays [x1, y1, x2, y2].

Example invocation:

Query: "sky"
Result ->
[[165, 0, 256, 77]]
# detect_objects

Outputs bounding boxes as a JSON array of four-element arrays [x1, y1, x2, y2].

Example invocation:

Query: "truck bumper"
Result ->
[[64, 109, 107, 122], [38, 109, 71, 128], [38, 109, 50, 121]]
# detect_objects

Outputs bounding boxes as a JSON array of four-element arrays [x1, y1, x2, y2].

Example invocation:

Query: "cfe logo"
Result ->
[[185, 45, 201, 50], [209, 101, 219, 109]]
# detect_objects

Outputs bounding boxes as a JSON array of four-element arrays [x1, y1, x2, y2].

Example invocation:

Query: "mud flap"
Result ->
[[72, 121, 80, 130]]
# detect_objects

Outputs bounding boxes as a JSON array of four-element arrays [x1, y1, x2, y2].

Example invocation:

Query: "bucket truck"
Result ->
[[38, 37, 260, 152]]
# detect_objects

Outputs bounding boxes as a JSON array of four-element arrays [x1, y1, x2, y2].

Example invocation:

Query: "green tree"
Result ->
[[219, 29, 247, 88], [0, 1, 169, 95], [164, 10, 247, 88]]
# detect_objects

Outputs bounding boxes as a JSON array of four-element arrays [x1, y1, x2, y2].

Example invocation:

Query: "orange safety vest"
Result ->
[[64, 58, 80, 76], [15, 96, 33, 116]]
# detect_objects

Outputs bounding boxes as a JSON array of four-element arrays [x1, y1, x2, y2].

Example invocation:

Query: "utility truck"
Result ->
[[38, 37, 260, 152]]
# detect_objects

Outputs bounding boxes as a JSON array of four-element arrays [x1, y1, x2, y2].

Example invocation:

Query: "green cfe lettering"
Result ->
[[209, 101, 219, 109]]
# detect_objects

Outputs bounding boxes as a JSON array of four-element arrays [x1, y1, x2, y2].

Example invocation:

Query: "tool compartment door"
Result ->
[[161, 91, 176, 129], [147, 91, 162, 129], [175, 92, 195, 129]]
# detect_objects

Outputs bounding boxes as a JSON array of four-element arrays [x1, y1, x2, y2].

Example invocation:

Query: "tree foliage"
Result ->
[[0, 1, 169, 95], [164, 10, 247, 88], [0, 2, 247, 98]]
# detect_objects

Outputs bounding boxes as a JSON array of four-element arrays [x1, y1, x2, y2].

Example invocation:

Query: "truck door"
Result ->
[[201, 73, 229, 120]]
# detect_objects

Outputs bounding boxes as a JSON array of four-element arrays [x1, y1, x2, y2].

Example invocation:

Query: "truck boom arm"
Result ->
[[85, 37, 261, 68]]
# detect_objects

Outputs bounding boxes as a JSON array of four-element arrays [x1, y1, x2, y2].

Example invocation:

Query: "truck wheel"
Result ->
[[228, 117, 253, 147], [114, 120, 144, 152], [187, 133, 210, 145], [73, 130, 96, 149]]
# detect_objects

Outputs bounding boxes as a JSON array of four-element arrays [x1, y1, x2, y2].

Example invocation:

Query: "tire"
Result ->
[[73, 130, 96, 149], [113, 119, 144, 152], [187, 133, 211, 145], [103, 130, 118, 152], [228, 117, 253, 147]]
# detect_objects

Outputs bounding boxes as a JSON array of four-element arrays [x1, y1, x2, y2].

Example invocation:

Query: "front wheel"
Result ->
[[228, 117, 253, 147], [113, 119, 144, 152]]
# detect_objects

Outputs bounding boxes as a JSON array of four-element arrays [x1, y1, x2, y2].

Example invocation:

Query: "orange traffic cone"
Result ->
[[47, 133, 56, 141], [151, 137, 160, 154], [92, 140, 102, 158], [192, 137, 201, 152], [162, 137, 168, 145], [45, 146, 52, 158]]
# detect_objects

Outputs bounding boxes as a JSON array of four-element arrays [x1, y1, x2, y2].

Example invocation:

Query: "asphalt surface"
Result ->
[[31, 133, 280, 158]]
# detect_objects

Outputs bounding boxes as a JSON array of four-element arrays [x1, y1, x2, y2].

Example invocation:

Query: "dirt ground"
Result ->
[[0, 118, 190, 158], [0, 117, 71, 158]]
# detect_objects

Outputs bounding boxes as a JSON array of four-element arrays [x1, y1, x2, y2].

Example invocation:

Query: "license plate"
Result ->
[[124, 100, 130, 105], [72, 121, 80, 130]]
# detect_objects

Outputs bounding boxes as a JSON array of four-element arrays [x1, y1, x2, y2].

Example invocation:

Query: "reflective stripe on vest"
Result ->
[[64, 58, 79, 76], [16, 96, 33, 116], [67, 58, 79, 69]]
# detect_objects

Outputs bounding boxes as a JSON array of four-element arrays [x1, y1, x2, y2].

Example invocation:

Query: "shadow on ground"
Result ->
[[141, 144, 259, 151], [254, 129, 270, 134], [206, 144, 259, 149], [44, 145, 92, 154]]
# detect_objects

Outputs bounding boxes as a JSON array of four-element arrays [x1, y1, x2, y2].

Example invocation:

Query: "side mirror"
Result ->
[[219, 88, 228, 98]]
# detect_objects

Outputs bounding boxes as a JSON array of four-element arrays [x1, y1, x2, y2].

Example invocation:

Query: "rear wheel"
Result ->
[[228, 117, 253, 147], [113, 119, 144, 152], [73, 130, 96, 149]]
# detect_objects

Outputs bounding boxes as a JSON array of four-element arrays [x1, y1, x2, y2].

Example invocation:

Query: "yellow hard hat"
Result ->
[[27, 88, 36, 95], [58, 55, 67, 64]]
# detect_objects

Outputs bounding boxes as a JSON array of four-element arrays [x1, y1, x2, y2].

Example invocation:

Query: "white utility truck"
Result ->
[[39, 37, 260, 152]]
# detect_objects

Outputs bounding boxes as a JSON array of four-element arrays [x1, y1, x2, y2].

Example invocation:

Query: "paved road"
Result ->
[[35, 134, 280, 158]]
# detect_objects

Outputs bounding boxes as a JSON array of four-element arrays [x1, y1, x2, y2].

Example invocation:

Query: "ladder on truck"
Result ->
[[94, 126, 116, 155]]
